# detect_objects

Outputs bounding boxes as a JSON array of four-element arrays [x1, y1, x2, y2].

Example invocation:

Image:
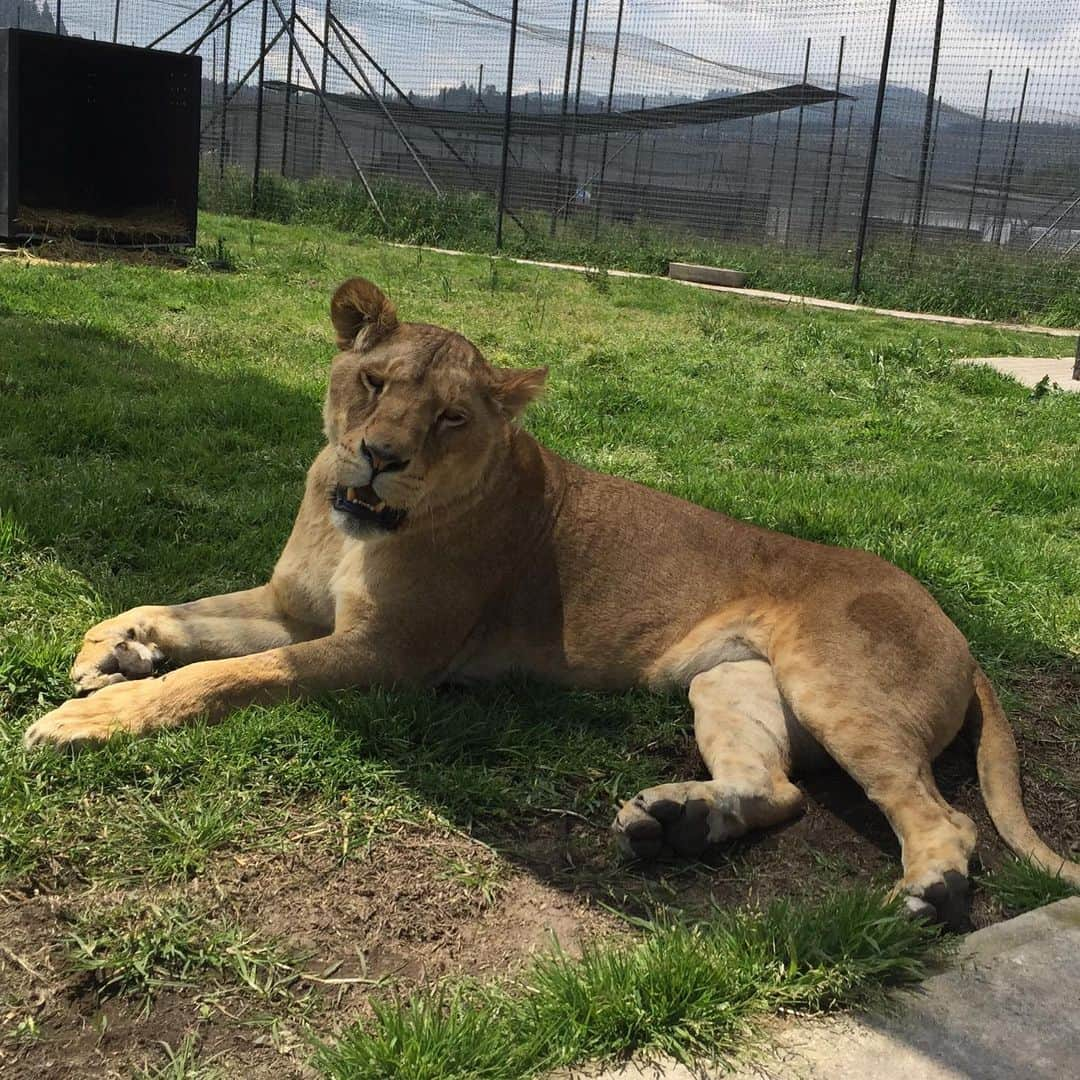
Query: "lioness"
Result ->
[[26, 277, 1077, 925]]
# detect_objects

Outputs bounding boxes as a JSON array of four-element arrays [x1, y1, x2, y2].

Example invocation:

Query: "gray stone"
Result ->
[[957, 356, 1080, 391], [668, 262, 749, 288], [578, 898, 1080, 1080]]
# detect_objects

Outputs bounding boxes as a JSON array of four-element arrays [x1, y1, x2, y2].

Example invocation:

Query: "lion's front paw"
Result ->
[[24, 678, 166, 750], [72, 634, 164, 696]]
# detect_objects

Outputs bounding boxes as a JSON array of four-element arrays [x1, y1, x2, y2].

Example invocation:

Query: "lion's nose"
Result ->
[[360, 439, 409, 475]]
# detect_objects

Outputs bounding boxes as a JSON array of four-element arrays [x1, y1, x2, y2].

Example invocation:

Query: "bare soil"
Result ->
[[2, 669, 1076, 1078]]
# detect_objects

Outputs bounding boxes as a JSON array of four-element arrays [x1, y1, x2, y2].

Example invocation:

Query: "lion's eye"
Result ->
[[362, 372, 384, 395], [438, 409, 467, 428]]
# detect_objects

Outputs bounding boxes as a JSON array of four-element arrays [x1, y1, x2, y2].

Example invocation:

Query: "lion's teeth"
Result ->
[[346, 486, 358, 502]]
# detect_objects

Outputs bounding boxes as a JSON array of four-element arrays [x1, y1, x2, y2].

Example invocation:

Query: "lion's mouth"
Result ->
[[331, 485, 406, 530]]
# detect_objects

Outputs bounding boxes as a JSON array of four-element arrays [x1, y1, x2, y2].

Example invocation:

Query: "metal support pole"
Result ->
[[922, 95, 942, 229], [567, 0, 591, 219], [325, 14, 440, 194], [219, 0, 233, 181], [830, 102, 855, 235], [267, 0, 386, 223], [851, 0, 898, 295], [315, 1, 332, 174], [909, 0, 945, 256], [736, 113, 754, 225], [251, 0, 269, 214], [764, 110, 781, 234], [149, 0, 220, 49], [965, 69, 993, 234], [328, 14, 467, 171], [1026, 191, 1080, 254], [495, 0, 520, 249], [593, 0, 625, 240], [55, 0, 61, 34], [202, 13, 278, 141], [994, 67, 1029, 247], [549, 0, 579, 236], [815, 35, 845, 250], [183, 0, 245, 56], [280, 0, 296, 176], [112, 0, 121, 42], [1073, 335, 1080, 381], [631, 95, 645, 187], [324, 11, 529, 235], [785, 37, 811, 246]]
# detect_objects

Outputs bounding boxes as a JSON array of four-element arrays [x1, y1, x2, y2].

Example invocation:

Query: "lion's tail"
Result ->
[[971, 664, 1080, 885]]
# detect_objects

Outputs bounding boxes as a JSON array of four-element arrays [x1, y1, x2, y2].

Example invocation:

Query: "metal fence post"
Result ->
[[766, 109, 782, 225], [830, 102, 855, 235], [112, 0, 121, 42], [922, 94, 942, 228], [315, 1, 332, 174], [631, 95, 645, 186], [965, 69, 993, 234], [593, 0, 626, 239], [994, 66, 1029, 246], [815, 34, 845, 250], [851, 0, 898, 296], [251, 0, 269, 214], [785, 37, 811, 246], [218, 0, 233, 182], [55, 0, 62, 34], [495, 0, 520, 249], [549, 0, 579, 236], [566, 0, 591, 219], [910, 0, 946, 257], [280, 0, 296, 176]]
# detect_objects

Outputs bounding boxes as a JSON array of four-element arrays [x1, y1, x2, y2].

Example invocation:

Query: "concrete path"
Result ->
[[957, 355, 1080, 391], [582, 897, 1080, 1080]]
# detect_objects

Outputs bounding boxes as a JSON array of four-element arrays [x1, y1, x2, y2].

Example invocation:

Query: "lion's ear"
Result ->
[[490, 366, 547, 419], [330, 277, 398, 352]]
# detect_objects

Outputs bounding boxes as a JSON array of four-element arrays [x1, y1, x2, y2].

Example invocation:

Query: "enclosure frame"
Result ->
[[0, 28, 202, 245]]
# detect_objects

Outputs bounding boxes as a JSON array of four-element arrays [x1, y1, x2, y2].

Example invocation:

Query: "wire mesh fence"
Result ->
[[6, 0, 1080, 325]]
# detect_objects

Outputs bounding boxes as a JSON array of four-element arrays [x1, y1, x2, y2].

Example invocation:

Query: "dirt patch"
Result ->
[[1, 667, 1074, 1076], [0, 825, 618, 1078], [0, 237, 190, 270]]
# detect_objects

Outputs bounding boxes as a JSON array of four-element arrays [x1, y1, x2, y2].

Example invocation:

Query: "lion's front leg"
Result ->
[[71, 585, 326, 695], [28, 632, 379, 750], [24, 677, 175, 749]]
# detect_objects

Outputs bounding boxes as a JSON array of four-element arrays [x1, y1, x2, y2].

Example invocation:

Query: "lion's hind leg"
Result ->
[[613, 659, 811, 860], [774, 653, 977, 929]]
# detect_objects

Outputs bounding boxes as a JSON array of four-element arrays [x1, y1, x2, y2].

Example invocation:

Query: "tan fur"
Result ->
[[26, 277, 1078, 918]]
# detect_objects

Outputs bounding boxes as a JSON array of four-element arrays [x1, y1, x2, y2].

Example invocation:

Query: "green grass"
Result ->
[[66, 896, 301, 1001], [316, 888, 944, 1079], [201, 168, 1080, 327], [0, 213, 1077, 1072], [979, 858, 1080, 917]]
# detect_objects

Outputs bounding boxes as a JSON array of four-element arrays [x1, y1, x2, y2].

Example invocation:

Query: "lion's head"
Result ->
[[324, 277, 546, 537]]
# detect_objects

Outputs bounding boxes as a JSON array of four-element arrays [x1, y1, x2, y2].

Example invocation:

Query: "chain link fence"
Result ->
[[6, 0, 1080, 325]]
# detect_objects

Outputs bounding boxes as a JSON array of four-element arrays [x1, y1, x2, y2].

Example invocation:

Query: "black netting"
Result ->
[[6, 0, 1079, 324]]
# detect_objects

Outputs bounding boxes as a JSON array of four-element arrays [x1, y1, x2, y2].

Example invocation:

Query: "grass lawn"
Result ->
[[204, 170, 1080, 328], [1, 215, 1078, 1077]]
